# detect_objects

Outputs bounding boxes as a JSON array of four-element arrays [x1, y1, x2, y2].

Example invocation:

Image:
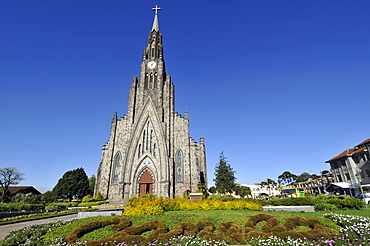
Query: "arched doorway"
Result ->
[[139, 170, 153, 195]]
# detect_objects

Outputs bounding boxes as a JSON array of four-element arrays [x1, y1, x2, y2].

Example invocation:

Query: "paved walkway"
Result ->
[[0, 214, 77, 240]]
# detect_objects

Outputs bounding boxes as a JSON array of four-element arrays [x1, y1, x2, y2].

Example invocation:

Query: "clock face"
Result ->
[[147, 61, 157, 69]]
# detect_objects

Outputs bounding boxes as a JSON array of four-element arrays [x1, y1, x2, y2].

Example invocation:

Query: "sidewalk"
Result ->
[[0, 214, 77, 240]]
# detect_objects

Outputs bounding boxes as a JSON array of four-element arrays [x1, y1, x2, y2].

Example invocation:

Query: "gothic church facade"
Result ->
[[95, 7, 207, 203]]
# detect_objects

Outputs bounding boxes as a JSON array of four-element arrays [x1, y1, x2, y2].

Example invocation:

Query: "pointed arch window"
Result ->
[[149, 73, 153, 89], [150, 130, 153, 153], [145, 73, 149, 89], [176, 150, 183, 183], [143, 130, 146, 152], [112, 153, 121, 184], [153, 143, 157, 157], [146, 122, 150, 150], [154, 73, 157, 88]]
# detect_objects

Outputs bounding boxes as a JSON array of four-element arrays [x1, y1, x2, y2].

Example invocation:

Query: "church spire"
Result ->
[[151, 5, 161, 31]]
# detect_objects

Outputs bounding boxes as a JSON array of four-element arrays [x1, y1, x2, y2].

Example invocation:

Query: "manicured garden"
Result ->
[[1, 195, 370, 245]]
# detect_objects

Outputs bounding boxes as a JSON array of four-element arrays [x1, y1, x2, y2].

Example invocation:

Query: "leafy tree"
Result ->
[[10, 192, 41, 204], [41, 191, 56, 204], [0, 167, 25, 202], [277, 171, 297, 186], [88, 175, 96, 195], [321, 170, 331, 176], [234, 185, 251, 198], [260, 178, 277, 196], [296, 172, 319, 182], [52, 168, 90, 201], [23, 193, 41, 204], [11, 193, 26, 203], [208, 186, 217, 194], [213, 152, 236, 194]]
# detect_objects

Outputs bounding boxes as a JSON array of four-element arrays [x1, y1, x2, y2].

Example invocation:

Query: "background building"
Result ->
[[246, 183, 279, 198], [326, 138, 370, 195]]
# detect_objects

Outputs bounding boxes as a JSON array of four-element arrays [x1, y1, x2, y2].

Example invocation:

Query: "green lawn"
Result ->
[[42, 207, 370, 241]]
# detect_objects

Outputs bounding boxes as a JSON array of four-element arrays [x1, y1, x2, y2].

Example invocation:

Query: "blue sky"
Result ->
[[1, 1, 370, 193]]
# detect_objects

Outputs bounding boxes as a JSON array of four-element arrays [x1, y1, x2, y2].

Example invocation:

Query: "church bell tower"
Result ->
[[95, 6, 207, 203]]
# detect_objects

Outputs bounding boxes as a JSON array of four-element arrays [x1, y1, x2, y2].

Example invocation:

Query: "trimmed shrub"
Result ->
[[219, 221, 241, 235], [93, 192, 105, 201], [207, 194, 235, 201], [77, 201, 107, 207], [245, 213, 278, 233], [0, 203, 44, 212], [314, 202, 338, 211], [65, 217, 131, 245], [112, 220, 168, 244], [45, 202, 78, 210], [262, 195, 364, 210], [123, 195, 262, 215], [82, 194, 94, 203], [63, 213, 333, 245]]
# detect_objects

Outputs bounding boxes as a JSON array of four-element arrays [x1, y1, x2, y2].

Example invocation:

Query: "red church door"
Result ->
[[139, 170, 153, 195]]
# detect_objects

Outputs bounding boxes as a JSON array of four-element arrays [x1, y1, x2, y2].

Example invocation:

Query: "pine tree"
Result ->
[[213, 152, 236, 194]]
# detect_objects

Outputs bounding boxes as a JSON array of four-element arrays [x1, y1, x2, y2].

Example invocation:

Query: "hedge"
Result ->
[[123, 196, 263, 216], [0, 203, 45, 212]]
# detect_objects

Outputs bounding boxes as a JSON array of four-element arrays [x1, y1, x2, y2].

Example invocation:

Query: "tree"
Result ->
[[277, 171, 297, 186], [52, 168, 89, 201], [234, 185, 251, 198], [41, 191, 56, 204], [23, 193, 41, 204], [260, 178, 278, 196], [213, 152, 237, 194], [88, 175, 96, 196], [208, 186, 217, 194], [296, 172, 319, 183], [0, 167, 25, 202]]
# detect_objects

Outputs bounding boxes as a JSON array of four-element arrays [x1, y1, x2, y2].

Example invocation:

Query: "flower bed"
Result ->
[[2, 212, 370, 245], [123, 195, 263, 215]]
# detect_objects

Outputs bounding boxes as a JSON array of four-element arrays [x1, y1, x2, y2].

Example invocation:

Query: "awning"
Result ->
[[326, 182, 351, 192], [329, 182, 350, 188]]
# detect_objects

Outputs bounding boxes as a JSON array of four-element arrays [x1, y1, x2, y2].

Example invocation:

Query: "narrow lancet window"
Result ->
[[143, 131, 146, 152], [176, 150, 183, 182], [112, 153, 121, 184], [150, 130, 153, 153]]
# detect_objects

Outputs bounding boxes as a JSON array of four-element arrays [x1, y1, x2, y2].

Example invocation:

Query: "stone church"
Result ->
[[95, 6, 207, 203]]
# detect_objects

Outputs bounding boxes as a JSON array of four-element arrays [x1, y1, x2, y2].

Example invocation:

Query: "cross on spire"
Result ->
[[152, 5, 161, 14]]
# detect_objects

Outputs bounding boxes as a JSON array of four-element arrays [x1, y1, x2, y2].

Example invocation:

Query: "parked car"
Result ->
[[354, 192, 370, 204]]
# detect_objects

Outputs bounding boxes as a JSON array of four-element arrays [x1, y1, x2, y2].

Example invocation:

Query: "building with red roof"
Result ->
[[326, 138, 370, 195]]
